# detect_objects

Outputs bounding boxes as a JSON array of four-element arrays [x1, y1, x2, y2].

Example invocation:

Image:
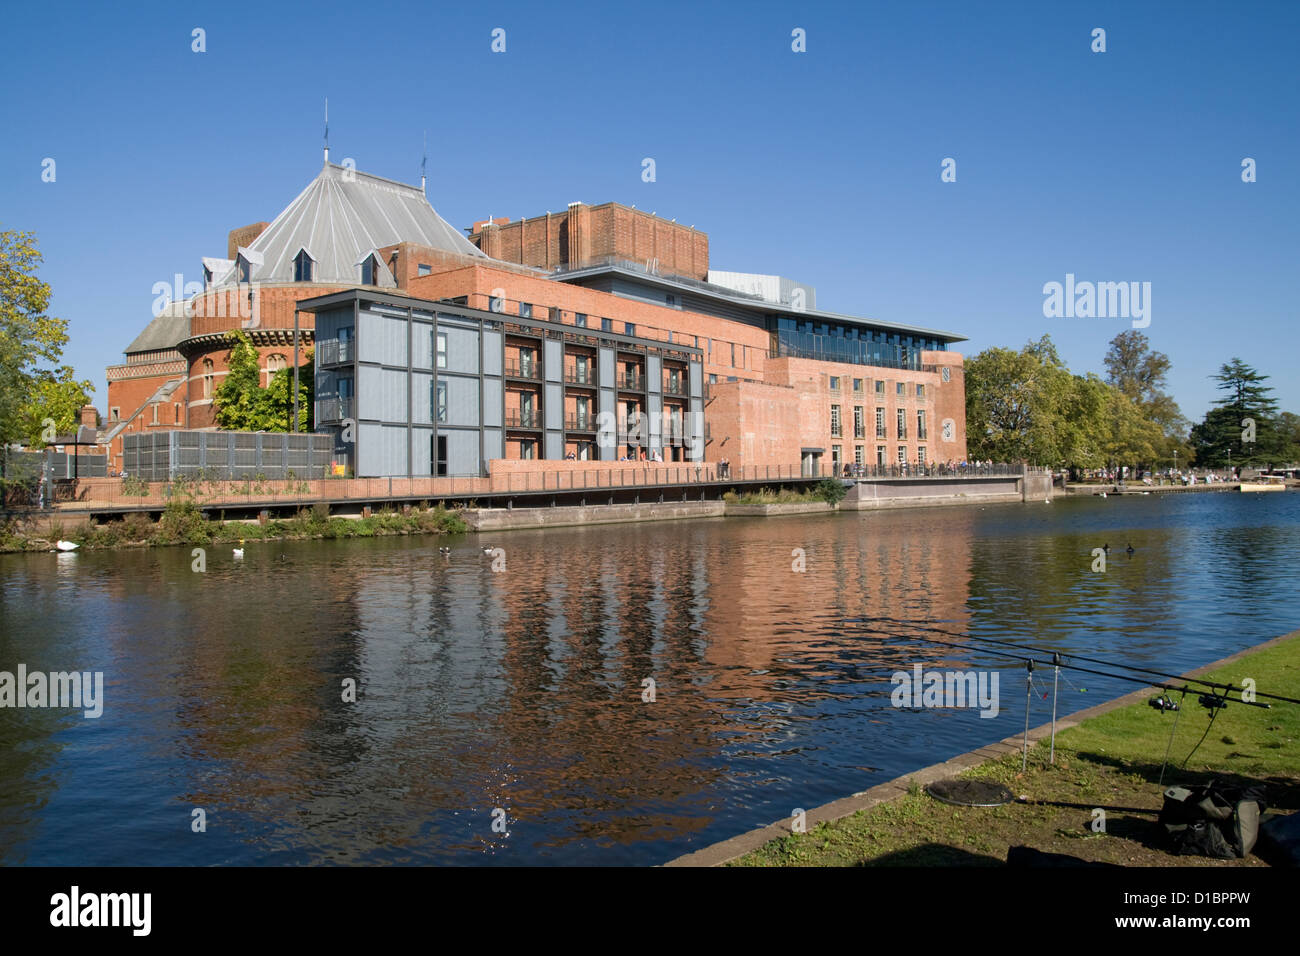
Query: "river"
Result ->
[[1, 491, 1297, 865]]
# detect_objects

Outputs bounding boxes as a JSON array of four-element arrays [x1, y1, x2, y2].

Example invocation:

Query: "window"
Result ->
[[601, 318, 612, 332], [575, 312, 587, 328], [265, 353, 287, 386], [666, 293, 676, 307], [237, 255, 251, 283], [917, 446, 927, 465], [151, 404, 159, 425], [829, 376, 840, 391], [625, 322, 635, 335], [435, 382, 447, 423], [489, 293, 505, 313], [360, 255, 379, 286], [110, 407, 120, 420], [898, 446, 907, 464], [520, 302, 532, 318], [433, 435, 447, 476], [941, 367, 951, 383], [519, 348, 536, 378], [520, 439, 536, 460], [832, 445, 842, 467], [853, 378, 863, 393], [436, 331, 447, 369], [875, 407, 885, 438], [667, 330, 674, 343], [916, 383, 925, 399], [897, 408, 907, 439], [202, 359, 214, 398], [418, 263, 432, 277], [293, 250, 314, 282], [896, 381, 905, 396], [574, 355, 589, 383], [338, 326, 353, 362], [875, 380, 885, 395], [917, 410, 927, 440], [709, 373, 717, 384], [731, 343, 737, 367], [853, 406, 864, 438], [877, 445, 886, 467], [855, 445, 864, 465], [173, 403, 181, 423], [830, 405, 841, 437]]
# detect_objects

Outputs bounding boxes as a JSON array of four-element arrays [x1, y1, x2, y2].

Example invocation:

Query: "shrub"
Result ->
[[815, 478, 847, 505]]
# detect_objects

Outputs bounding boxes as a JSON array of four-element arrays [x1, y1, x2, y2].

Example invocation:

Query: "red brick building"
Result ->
[[105, 158, 967, 476]]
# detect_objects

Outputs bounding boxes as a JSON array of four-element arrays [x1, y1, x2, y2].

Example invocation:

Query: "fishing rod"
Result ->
[[845, 617, 1300, 707], [891, 632, 1272, 709]]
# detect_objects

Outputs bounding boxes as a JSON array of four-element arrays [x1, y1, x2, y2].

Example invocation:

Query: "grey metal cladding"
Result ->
[[543, 339, 562, 382], [647, 354, 662, 392], [228, 162, 486, 287], [545, 383, 563, 430]]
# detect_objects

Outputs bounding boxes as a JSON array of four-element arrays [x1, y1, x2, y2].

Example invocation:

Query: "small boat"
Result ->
[[54, 540, 79, 552], [1239, 475, 1286, 492]]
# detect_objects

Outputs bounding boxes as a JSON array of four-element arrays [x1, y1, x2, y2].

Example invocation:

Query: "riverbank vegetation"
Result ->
[[723, 479, 847, 506], [734, 634, 1299, 866], [0, 500, 467, 552], [966, 331, 1299, 474]]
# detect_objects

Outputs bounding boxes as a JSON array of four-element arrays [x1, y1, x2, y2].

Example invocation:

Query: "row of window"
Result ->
[[830, 405, 928, 440], [831, 445, 930, 466], [828, 377, 926, 399]]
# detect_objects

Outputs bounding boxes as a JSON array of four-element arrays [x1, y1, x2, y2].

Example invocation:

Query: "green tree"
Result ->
[[1103, 330, 1189, 468], [213, 330, 313, 432], [0, 229, 80, 472], [17, 366, 94, 445], [262, 351, 314, 432], [1190, 358, 1294, 467], [965, 335, 1074, 464]]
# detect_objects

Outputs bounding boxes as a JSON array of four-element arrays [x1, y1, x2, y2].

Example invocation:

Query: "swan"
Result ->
[[233, 539, 245, 559], [54, 540, 79, 552]]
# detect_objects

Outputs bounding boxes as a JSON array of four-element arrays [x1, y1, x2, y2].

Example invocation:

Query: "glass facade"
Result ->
[[770, 317, 945, 371]]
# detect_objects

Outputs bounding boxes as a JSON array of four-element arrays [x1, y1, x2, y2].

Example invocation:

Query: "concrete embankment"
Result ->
[[464, 499, 725, 532]]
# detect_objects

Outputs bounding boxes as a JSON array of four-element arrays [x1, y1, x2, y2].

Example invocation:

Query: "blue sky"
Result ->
[[2, 0, 1296, 419]]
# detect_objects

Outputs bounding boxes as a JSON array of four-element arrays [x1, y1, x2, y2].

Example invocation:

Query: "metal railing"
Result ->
[[505, 361, 541, 380], [564, 369, 596, 385], [316, 340, 352, 365], [505, 411, 541, 428], [565, 416, 596, 430], [619, 373, 645, 390], [317, 397, 353, 422], [663, 378, 686, 396]]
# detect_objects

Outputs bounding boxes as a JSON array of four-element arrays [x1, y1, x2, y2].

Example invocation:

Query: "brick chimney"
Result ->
[[80, 405, 99, 428], [227, 222, 270, 259]]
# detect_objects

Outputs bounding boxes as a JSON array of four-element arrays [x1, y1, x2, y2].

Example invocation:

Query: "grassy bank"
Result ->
[[733, 633, 1300, 866], [0, 499, 468, 552]]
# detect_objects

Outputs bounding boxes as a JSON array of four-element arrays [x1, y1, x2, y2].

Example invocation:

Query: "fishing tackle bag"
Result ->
[[1158, 781, 1267, 859]]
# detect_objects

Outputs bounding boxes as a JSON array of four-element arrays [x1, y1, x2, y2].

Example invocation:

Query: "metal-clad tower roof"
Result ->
[[218, 161, 485, 285]]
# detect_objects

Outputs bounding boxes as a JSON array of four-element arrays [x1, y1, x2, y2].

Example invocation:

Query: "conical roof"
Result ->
[[224, 161, 485, 285]]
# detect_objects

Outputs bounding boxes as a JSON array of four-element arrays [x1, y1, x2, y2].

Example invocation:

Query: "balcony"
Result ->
[[854, 428, 866, 440], [505, 410, 541, 428], [618, 372, 645, 390], [318, 397, 354, 422], [663, 377, 687, 396], [317, 340, 352, 366], [564, 368, 596, 386], [565, 415, 596, 431], [505, 361, 541, 380]]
